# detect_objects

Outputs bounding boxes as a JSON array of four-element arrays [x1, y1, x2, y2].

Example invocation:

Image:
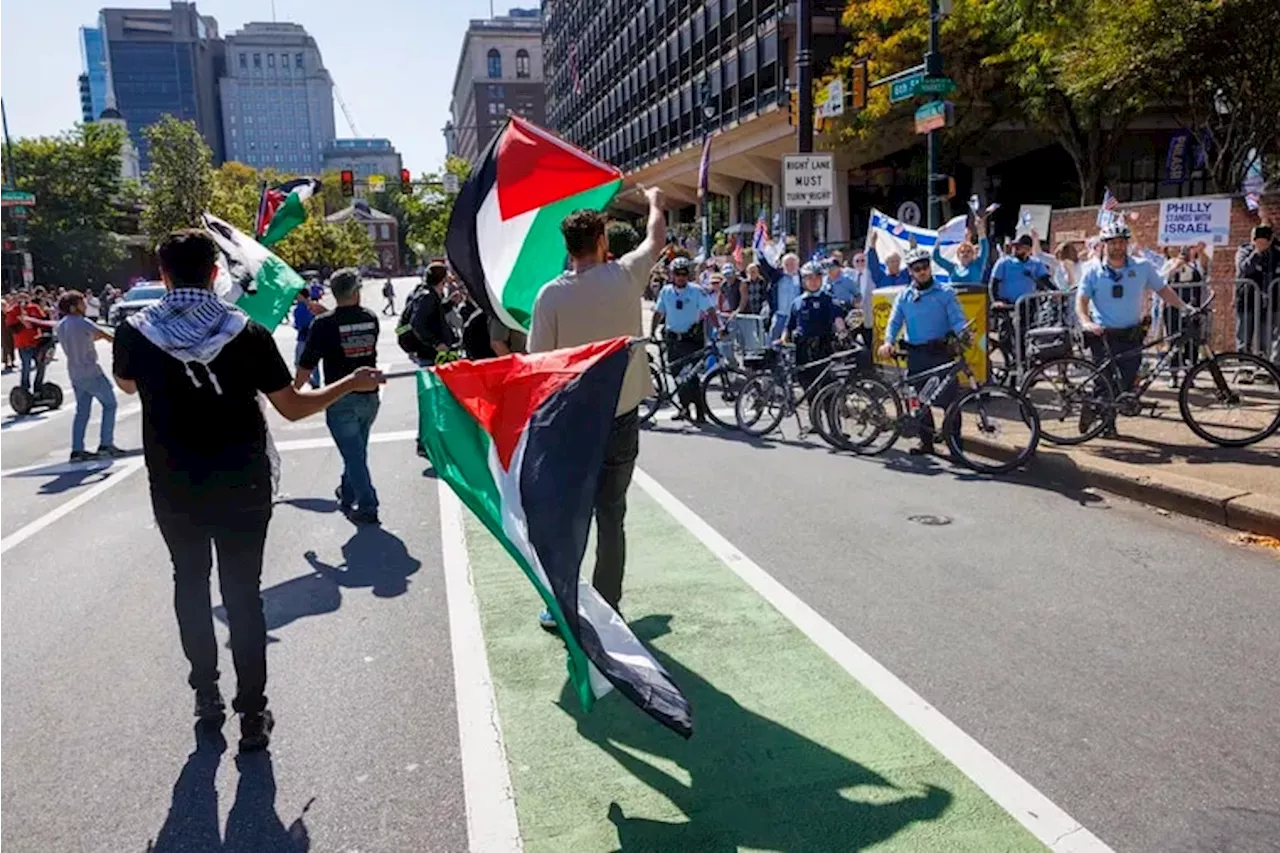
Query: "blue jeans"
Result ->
[[71, 371, 117, 452], [295, 337, 320, 388], [18, 346, 47, 392], [326, 392, 380, 512], [769, 312, 789, 344]]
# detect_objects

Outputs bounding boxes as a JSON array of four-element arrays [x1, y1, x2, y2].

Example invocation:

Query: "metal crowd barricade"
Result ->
[[1150, 280, 1209, 381], [1232, 277, 1279, 365], [1012, 289, 1080, 386]]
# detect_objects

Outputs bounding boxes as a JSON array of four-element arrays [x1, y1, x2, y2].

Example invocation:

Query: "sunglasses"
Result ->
[[673, 271, 688, 276]]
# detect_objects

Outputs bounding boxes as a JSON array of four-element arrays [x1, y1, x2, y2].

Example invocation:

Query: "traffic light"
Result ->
[[340, 170, 355, 198], [400, 169, 412, 194], [851, 61, 868, 111]]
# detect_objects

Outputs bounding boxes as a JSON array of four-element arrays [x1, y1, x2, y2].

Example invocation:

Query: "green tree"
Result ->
[[141, 115, 213, 242], [271, 198, 376, 271], [209, 160, 266, 233], [404, 156, 473, 258], [3, 122, 128, 289]]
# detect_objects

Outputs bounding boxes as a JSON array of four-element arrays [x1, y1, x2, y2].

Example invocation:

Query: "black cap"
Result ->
[[1015, 234, 1035, 248], [1253, 225, 1273, 240]]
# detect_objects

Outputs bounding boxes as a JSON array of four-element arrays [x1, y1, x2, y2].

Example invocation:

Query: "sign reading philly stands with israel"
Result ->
[[1156, 197, 1232, 246]]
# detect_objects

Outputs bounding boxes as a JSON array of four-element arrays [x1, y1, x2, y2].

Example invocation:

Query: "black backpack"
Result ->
[[396, 287, 432, 357], [462, 310, 497, 360]]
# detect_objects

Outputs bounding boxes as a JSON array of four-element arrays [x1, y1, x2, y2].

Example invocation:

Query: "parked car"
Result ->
[[108, 283, 166, 326]]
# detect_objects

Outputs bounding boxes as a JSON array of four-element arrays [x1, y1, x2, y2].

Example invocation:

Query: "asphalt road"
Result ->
[[2, 275, 1278, 852]]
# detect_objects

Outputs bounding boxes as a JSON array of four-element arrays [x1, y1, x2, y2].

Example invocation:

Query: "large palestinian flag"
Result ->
[[204, 213, 307, 332], [445, 116, 623, 332], [418, 337, 693, 737], [255, 177, 322, 247]]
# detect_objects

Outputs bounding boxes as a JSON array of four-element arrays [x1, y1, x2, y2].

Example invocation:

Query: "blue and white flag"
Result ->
[[866, 208, 967, 285], [1097, 187, 1118, 228]]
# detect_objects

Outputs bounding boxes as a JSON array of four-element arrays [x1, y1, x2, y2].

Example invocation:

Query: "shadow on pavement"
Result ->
[[276, 497, 341, 514], [1090, 431, 1280, 469], [213, 527, 420, 641], [557, 614, 953, 851], [147, 725, 311, 853], [2, 455, 142, 495]]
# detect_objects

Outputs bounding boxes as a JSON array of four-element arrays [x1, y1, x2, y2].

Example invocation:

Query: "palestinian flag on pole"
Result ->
[[445, 116, 623, 333], [203, 213, 306, 332], [255, 177, 322, 247], [418, 337, 693, 737]]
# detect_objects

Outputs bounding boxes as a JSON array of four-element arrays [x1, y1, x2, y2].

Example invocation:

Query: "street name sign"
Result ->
[[782, 154, 835, 209], [918, 77, 955, 95], [889, 74, 925, 103]]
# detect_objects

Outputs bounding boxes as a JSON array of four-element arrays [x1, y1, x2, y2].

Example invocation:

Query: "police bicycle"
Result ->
[[825, 322, 1042, 474], [639, 325, 751, 429], [1020, 292, 1280, 447], [732, 336, 865, 446]]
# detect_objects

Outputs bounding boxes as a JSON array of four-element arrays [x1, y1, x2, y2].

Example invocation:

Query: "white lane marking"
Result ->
[[649, 407, 734, 423], [0, 458, 146, 556], [1, 402, 141, 433], [273, 429, 416, 454], [632, 468, 1115, 853], [438, 480, 523, 853], [0, 458, 118, 478]]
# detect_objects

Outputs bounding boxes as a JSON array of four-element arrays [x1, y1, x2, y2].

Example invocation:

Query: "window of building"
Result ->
[[253, 53, 261, 68], [239, 53, 247, 69], [487, 49, 502, 78], [281, 53, 288, 68], [516, 49, 531, 78], [368, 225, 378, 240], [295, 53, 304, 69], [267, 53, 275, 68], [379, 224, 390, 240]]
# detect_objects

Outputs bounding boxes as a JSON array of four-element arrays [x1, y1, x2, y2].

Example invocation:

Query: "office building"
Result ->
[[79, 27, 110, 124], [448, 8, 545, 164], [95, 2, 225, 170], [321, 138, 403, 193], [219, 22, 336, 173]]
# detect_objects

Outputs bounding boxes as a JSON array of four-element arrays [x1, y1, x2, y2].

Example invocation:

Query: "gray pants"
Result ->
[[592, 409, 640, 610]]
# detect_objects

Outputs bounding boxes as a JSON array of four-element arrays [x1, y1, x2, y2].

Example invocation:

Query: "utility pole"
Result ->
[[2, 98, 15, 189], [795, 0, 814, 259], [925, 0, 943, 229]]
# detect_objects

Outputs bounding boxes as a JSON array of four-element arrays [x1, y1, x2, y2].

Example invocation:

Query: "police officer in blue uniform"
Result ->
[[783, 262, 847, 386], [1076, 219, 1192, 435], [878, 246, 969, 455], [989, 233, 1054, 364], [652, 256, 716, 422]]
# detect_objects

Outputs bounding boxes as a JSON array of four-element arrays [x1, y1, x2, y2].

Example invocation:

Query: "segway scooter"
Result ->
[[9, 340, 63, 416]]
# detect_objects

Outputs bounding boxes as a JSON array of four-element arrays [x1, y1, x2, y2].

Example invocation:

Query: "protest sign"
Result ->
[[1016, 204, 1052, 240], [1156, 198, 1231, 246]]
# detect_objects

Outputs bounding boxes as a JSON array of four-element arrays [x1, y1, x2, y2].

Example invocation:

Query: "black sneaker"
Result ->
[[334, 487, 353, 514], [349, 508, 381, 526], [239, 709, 274, 752], [908, 440, 934, 456], [96, 444, 127, 458], [194, 685, 226, 724], [69, 449, 98, 463]]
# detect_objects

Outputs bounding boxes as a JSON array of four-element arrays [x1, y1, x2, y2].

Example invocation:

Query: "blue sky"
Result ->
[[0, 0, 501, 174]]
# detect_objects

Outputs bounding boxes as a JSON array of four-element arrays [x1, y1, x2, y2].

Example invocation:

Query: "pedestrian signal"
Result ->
[[340, 170, 355, 198]]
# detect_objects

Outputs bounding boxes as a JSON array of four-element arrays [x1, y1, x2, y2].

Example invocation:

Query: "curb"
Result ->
[[965, 436, 1280, 538]]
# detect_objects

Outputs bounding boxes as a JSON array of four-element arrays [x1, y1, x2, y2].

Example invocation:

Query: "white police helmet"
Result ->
[[800, 261, 822, 278], [903, 247, 932, 267], [1100, 220, 1132, 241]]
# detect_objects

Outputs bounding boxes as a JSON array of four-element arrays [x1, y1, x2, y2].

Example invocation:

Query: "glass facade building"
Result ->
[[79, 27, 111, 124]]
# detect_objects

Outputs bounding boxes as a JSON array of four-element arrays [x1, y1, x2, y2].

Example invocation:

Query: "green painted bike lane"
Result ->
[[463, 488, 1049, 852]]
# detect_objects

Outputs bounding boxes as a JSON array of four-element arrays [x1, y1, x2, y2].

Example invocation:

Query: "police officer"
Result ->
[[989, 233, 1054, 365], [783, 262, 846, 387], [1076, 219, 1192, 435], [878, 247, 968, 455], [822, 258, 858, 307], [652, 257, 715, 422]]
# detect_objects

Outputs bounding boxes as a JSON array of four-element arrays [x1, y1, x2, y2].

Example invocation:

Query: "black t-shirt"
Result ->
[[113, 321, 292, 512], [298, 305, 379, 386]]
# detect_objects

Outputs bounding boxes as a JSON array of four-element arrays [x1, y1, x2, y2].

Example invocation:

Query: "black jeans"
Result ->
[[906, 345, 957, 445], [1085, 327, 1144, 395], [665, 331, 704, 413], [156, 505, 272, 714], [592, 409, 640, 610]]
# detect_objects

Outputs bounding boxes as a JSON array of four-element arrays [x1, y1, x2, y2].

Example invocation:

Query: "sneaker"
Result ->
[[538, 609, 558, 631], [238, 709, 274, 752], [1078, 401, 1098, 435], [1166, 374, 1179, 390], [334, 487, 352, 514], [194, 685, 226, 724], [96, 444, 127, 458], [349, 508, 381, 525], [69, 449, 98, 463], [907, 440, 934, 456]]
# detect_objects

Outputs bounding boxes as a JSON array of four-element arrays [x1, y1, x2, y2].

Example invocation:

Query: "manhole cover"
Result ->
[[907, 514, 952, 526]]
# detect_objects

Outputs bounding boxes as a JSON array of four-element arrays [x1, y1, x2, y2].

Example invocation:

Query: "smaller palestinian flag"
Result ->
[[204, 213, 306, 332], [255, 177, 322, 246], [446, 116, 623, 333], [419, 337, 693, 737]]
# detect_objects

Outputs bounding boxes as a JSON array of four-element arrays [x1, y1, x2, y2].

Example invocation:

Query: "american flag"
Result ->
[[1245, 192, 1261, 212], [1096, 187, 1118, 227], [731, 235, 743, 268], [752, 211, 769, 255], [696, 133, 713, 200]]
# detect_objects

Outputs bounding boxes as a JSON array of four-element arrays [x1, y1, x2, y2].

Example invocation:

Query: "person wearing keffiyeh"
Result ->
[[111, 229, 384, 753]]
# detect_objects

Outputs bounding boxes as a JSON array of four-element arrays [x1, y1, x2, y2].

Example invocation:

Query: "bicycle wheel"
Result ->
[[826, 375, 902, 455], [1020, 357, 1113, 445], [944, 385, 1040, 474], [638, 363, 665, 425], [700, 363, 750, 429], [1179, 352, 1280, 447], [809, 382, 844, 449], [734, 373, 787, 437]]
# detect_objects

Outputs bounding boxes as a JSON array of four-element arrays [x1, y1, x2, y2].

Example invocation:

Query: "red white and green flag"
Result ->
[[255, 177, 322, 246], [445, 116, 623, 332], [204, 213, 306, 332], [418, 337, 693, 737]]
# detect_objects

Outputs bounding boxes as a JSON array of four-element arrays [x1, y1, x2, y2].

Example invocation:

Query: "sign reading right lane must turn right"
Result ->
[[782, 154, 835, 209]]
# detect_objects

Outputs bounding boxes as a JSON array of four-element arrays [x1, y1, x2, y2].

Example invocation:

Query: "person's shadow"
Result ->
[[558, 615, 953, 851], [212, 526, 420, 642], [147, 725, 311, 853]]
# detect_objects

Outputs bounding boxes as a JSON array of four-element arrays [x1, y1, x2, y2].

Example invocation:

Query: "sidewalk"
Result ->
[[1011, 407, 1280, 538]]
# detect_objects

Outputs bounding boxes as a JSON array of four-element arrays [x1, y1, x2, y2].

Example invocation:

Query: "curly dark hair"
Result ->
[[560, 209, 608, 258]]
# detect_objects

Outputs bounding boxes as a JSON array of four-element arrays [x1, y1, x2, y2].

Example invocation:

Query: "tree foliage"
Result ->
[[403, 156, 473, 260], [3, 122, 128, 289], [607, 220, 641, 258], [141, 116, 213, 242]]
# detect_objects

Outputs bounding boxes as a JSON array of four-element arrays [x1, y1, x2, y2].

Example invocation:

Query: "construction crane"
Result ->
[[333, 84, 361, 137]]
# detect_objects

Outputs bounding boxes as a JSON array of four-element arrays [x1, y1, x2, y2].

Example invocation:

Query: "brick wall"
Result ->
[[1048, 193, 1278, 350]]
